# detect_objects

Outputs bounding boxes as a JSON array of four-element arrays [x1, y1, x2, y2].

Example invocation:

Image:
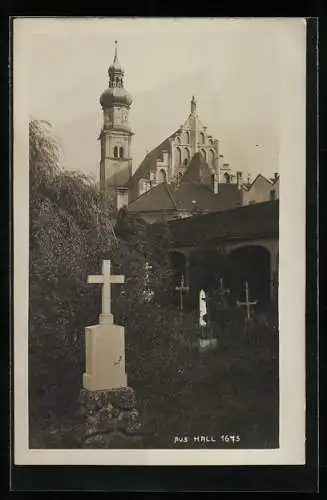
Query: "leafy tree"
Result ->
[[29, 119, 117, 434]]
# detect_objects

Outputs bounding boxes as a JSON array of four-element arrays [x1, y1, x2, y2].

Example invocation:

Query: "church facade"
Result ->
[[98, 43, 278, 222]]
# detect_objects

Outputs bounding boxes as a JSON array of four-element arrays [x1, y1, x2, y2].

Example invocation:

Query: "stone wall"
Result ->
[[78, 387, 143, 448]]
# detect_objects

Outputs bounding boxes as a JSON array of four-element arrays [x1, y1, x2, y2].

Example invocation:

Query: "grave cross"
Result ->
[[236, 281, 257, 321], [144, 261, 154, 302], [87, 259, 124, 325], [144, 261, 153, 284], [175, 274, 189, 312]]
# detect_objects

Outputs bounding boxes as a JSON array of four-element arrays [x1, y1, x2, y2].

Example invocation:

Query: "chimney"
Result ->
[[116, 187, 129, 212], [214, 173, 219, 194], [236, 171, 243, 190]]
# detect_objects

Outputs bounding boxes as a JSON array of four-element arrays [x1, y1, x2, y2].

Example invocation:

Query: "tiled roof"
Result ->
[[125, 131, 177, 188], [180, 152, 213, 184], [172, 182, 242, 211], [127, 180, 242, 214], [164, 199, 279, 246], [126, 182, 177, 213], [248, 173, 273, 188]]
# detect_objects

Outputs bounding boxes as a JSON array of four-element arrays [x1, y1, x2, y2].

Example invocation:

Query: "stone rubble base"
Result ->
[[78, 387, 143, 448]]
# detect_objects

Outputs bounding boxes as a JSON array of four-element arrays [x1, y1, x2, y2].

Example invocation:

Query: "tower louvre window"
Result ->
[[119, 147, 124, 158], [114, 146, 118, 158]]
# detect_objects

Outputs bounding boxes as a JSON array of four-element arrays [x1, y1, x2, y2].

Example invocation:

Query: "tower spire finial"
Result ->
[[191, 95, 196, 114], [114, 40, 119, 63]]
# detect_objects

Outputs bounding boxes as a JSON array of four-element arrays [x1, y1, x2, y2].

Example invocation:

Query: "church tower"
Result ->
[[99, 41, 133, 206]]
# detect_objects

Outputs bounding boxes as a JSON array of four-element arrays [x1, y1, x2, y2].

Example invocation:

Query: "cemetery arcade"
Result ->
[[165, 200, 279, 312]]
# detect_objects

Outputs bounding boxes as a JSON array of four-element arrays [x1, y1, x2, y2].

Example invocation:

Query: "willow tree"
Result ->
[[29, 119, 117, 432]]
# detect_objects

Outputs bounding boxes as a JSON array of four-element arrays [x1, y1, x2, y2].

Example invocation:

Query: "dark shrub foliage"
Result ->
[[29, 120, 118, 432]]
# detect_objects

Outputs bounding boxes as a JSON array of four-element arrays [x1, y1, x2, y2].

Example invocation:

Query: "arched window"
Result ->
[[200, 132, 205, 144], [208, 149, 215, 167], [114, 146, 118, 158], [176, 147, 182, 166], [184, 131, 190, 144], [200, 148, 206, 161], [158, 169, 167, 183], [184, 148, 190, 164], [119, 147, 124, 158], [224, 172, 230, 184]]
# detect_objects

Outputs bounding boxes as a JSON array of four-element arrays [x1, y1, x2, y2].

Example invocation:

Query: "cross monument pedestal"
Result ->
[[83, 260, 127, 391], [78, 259, 142, 449]]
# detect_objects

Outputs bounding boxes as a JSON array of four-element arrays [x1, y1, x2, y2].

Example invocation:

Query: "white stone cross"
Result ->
[[87, 260, 124, 325], [236, 281, 257, 321], [175, 274, 189, 312]]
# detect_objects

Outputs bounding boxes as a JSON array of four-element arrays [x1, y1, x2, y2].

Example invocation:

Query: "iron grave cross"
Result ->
[[144, 261, 154, 302], [87, 260, 124, 325], [175, 274, 189, 312], [236, 281, 257, 321]]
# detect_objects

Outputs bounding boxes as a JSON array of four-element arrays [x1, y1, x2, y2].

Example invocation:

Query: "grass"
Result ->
[[29, 310, 279, 450], [128, 316, 279, 449]]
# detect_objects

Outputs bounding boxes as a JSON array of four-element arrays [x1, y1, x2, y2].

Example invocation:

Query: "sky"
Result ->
[[20, 17, 306, 182]]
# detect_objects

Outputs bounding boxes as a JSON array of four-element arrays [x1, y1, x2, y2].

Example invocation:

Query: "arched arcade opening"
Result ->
[[229, 245, 271, 310]]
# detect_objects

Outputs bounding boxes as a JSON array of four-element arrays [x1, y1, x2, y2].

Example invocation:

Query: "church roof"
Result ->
[[127, 182, 177, 212], [126, 180, 242, 214], [248, 173, 273, 188], [180, 152, 213, 185], [125, 131, 177, 189]]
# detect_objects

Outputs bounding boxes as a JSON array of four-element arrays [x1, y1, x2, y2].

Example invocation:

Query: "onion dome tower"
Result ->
[[99, 41, 133, 198]]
